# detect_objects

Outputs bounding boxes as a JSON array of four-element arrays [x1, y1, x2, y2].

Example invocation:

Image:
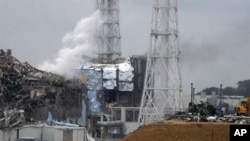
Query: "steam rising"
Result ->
[[38, 10, 102, 79]]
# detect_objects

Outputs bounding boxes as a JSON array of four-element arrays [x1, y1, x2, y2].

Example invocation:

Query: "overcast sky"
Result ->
[[1, 0, 250, 94]]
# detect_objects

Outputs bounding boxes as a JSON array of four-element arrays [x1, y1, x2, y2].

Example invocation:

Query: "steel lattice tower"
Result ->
[[138, 0, 182, 126], [95, 0, 121, 59]]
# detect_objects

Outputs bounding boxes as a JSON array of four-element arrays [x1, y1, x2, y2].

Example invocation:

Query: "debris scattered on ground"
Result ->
[[0, 49, 86, 129]]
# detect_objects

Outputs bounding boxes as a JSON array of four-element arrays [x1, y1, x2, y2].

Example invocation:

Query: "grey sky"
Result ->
[[1, 0, 250, 94]]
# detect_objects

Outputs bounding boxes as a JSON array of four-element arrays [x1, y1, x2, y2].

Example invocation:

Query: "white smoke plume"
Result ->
[[38, 10, 102, 79]]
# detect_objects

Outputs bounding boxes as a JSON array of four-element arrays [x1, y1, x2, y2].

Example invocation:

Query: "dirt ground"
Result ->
[[121, 120, 233, 141]]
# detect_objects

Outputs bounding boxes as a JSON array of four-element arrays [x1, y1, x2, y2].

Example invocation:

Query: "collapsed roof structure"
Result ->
[[0, 49, 86, 129]]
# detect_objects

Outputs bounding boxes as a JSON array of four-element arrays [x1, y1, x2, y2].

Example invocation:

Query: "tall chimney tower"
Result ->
[[138, 0, 183, 126], [95, 0, 121, 60]]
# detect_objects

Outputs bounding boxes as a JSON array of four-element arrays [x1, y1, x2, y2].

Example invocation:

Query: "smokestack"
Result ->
[[95, 0, 121, 60]]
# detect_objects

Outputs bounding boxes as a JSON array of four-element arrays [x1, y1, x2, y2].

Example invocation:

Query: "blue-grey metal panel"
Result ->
[[118, 71, 134, 82], [103, 79, 117, 89], [87, 91, 101, 113], [79, 69, 102, 90], [118, 82, 134, 91], [103, 67, 117, 79]]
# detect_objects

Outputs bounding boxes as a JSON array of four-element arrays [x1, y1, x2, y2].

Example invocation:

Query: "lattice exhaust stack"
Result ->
[[138, 0, 183, 126], [95, 0, 121, 60]]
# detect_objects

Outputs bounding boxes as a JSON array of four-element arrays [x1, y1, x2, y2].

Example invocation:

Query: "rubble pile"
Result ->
[[0, 49, 86, 129]]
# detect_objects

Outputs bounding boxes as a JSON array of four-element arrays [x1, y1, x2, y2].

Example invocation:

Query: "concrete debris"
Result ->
[[0, 49, 86, 129], [169, 111, 250, 125], [206, 115, 217, 122]]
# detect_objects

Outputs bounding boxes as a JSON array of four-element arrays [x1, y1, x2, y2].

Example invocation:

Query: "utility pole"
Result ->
[[190, 83, 195, 106], [219, 84, 223, 105]]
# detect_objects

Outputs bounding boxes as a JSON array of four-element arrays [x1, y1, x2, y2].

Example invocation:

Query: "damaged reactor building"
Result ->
[[0, 1, 147, 140], [0, 0, 183, 141], [75, 56, 146, 139], [73, 0, 146, 139], [0, 49, 86, 128], [0, 49, 146, 140], [0, 0, 147, 139]]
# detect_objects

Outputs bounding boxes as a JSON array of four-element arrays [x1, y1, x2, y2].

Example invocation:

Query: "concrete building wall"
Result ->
[[54, 129, 63, 141], [42, 127, 56, 141], [19, 126, 49, 140], [0, 129, 16, 141], [73, 129, 87, 141], [0, 125, 87, 141]]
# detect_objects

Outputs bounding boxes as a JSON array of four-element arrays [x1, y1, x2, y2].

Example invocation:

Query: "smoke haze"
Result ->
[[180, 24, 250, 94], [1, 0, 250, 95], [38, 10, 102, 79]]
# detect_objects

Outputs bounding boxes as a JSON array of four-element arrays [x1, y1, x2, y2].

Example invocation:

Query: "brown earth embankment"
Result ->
[[122, 120, 233, 141]]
